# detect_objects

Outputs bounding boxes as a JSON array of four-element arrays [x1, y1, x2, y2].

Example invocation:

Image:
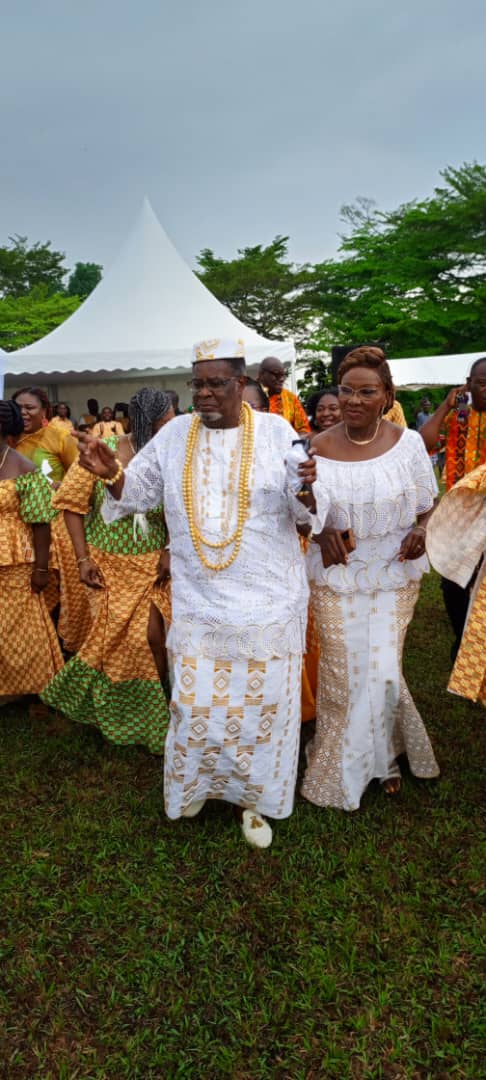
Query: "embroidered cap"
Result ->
[[192, 338, 245, 363]]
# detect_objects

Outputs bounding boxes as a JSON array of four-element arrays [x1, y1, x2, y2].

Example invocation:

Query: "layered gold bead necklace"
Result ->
[[182, 402, 255, 572]]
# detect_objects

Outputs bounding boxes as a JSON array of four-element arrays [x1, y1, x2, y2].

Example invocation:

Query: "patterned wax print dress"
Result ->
[[41, 460, 170, 753], [0, 471, 63, 697]]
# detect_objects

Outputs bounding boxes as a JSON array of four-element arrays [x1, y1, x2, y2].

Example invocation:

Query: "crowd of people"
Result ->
[[1, 343, 484, 848]]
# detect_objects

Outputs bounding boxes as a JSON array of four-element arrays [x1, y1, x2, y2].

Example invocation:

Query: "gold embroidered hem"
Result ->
[[164, 651, 302, 819], [301, 583, 439, 811]]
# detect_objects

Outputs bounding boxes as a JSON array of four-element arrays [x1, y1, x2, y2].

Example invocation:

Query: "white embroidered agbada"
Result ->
[[102, 412, 310, 819], [302, 429, 440, 811]]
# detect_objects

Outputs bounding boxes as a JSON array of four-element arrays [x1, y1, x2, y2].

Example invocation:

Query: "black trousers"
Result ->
[[440, 576, 472, 662]]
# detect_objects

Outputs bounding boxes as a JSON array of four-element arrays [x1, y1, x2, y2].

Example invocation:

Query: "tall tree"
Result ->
[[0, 287, 81, 352], [0, 236, 67, 298], [309, 161, 486, 373], [67, 261, 103, 298], [197, 236, 319, 344]]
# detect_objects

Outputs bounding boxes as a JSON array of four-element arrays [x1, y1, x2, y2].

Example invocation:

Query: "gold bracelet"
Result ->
[[33, 567, 49, 573], [77, 556, 90, 565], [415, 525, 427, 534], [101, 460, 124, 487]]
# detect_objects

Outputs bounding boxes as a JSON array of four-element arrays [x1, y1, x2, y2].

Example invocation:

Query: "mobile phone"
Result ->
[[291, 437, 312, 494]]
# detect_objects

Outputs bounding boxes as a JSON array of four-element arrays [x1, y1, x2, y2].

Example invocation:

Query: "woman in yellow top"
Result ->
[[12, 386, 92, 653], [13, 387, 78, 481], [0, 399, 63, 704], [51, 402, 75, 434], [92, 407, 125, 439]]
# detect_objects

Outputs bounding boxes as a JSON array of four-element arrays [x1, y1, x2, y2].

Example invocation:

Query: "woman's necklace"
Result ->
[[182, 402, 255, 572], [0, 445, 10, 470], [344, 418, 382, 446]]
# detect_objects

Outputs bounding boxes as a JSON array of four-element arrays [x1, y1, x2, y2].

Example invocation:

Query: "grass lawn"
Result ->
[[0, 573, 484, 1079]]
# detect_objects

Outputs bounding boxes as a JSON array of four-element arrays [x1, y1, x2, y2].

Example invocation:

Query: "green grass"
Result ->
[[1, 574, 484, 1079]]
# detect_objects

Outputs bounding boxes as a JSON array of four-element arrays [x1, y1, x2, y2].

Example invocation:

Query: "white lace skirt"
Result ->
[[301, 582, 439, 811], [164, 650, 302, 820]]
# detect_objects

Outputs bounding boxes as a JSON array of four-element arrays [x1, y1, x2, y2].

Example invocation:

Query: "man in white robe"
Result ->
[[76, 339, 316, 848]]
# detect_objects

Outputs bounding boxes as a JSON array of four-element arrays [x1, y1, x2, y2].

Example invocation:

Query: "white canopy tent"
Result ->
[[4, 200, 296, 414], [388, 351, 485, 387]]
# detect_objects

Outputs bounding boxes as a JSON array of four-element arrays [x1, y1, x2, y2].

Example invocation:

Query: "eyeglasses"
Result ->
[[338, 385, 382, 401], [187, 377, 239, 391]]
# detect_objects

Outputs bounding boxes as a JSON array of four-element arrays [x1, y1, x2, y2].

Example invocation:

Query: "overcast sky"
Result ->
[[2, 0, 485, 278]]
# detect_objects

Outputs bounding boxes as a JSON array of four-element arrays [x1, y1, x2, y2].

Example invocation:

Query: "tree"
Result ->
[[196, 236, 320, 344], [0, 236, 68, 298], [0, 287, 81, 351], [302, 162, 486, 396], [67, 261, 103, 298]]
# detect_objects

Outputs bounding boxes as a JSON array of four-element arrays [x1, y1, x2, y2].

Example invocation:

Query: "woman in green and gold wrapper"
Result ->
[[0, 399, 63, 703], [42, 390, 174, 753], [12, 386, 92, 653]]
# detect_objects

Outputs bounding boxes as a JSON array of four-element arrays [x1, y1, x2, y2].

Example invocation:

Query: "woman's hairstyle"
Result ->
[[55, 401, 71, 418], [244, 377, 269, 411], [337, 346, 395, 408], [306, 386, 339, 427], [87, 398, 99, 416], [128, 388, 173, 451], [12, 386, 52, 420], [0, 399, 24, 438]]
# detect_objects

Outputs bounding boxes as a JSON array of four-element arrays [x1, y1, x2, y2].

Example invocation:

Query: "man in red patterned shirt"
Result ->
[[258, 357, 310, 435]]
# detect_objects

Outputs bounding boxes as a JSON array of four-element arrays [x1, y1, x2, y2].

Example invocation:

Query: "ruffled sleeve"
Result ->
[[409, 432, 438, 513], [16, 470, 56, 524], [51, 461, 96, 515]]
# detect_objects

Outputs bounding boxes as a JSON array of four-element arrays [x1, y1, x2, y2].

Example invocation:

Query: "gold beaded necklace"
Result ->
[[182, 402, 255, 572]]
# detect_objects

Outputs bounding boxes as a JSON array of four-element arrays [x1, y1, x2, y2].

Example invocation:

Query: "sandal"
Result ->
[[381, 777, 401, 795]]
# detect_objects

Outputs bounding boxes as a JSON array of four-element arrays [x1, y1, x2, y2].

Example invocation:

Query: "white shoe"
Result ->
[[241, 810, 273, 849], [181, 799, 206, 818]]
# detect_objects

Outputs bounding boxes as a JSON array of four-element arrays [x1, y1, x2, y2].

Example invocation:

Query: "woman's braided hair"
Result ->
[[128, 388, 173, 452], [0, 399, 24, 438]]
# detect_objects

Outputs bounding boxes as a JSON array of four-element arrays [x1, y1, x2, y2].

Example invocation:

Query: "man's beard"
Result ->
[[195, 409, 223, 424]]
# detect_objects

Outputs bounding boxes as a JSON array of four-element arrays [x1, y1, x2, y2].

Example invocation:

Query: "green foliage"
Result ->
[[0, 287, 81, 351], [397, 386, 454, 426], [67, 261, 103, 298], [296, 347, 333, 400], [0, 575, 483, 1077], [197, 236, 319, 344], [310, 160, 486, 360], [0, 235, 67, 298]]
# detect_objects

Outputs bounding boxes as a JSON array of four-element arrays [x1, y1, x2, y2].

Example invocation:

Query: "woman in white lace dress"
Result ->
[[302, 347, 440, 811]]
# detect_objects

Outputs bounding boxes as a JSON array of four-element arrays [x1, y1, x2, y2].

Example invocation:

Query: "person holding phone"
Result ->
[[301, 346, 439, 811]]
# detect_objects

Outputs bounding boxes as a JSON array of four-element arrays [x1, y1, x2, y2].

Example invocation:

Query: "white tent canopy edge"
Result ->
[[3, 199, 296, 412], [388, 351, 485, 387]]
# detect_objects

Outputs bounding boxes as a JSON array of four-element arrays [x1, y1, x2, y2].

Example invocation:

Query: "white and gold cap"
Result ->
[[192, 338, 245, 363]]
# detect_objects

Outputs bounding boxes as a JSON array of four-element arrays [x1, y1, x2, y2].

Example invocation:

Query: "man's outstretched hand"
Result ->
[[74, 431, 119, 480]]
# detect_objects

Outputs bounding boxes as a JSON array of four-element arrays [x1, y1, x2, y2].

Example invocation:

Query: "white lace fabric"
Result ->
[[307, 429, 438, 594], [103, 412, 310, 659]]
